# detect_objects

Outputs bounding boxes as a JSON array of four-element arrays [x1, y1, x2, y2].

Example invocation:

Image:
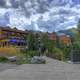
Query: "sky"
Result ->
[[0, 0, 80, 32]]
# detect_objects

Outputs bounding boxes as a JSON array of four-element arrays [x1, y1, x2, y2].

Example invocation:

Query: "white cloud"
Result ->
[[30, 14, 41, 22], [0, 0, 80, 32], [6, 0, 12, 7]]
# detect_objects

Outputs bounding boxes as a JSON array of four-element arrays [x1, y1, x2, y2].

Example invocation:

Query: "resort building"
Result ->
[[48, 32, 72, 46], [0, 26, 72, 47], [48, 32, 57, 41], [58, 33, 72, 46], [0, 27, 27, 47]]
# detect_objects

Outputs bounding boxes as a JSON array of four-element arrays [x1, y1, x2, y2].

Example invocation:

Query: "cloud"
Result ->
[[0, 0, 80, 32], [0, 0, 6, 7]]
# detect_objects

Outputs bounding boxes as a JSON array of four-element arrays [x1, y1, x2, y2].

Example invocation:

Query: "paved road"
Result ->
[[0, 63, 18, 72], [0, 57, 80, 80]]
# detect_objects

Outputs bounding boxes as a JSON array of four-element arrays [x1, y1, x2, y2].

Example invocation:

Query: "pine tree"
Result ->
[[27, 32, 36, 50]]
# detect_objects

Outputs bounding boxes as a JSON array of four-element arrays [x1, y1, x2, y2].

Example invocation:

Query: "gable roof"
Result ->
[[0, 26, 28, 34]]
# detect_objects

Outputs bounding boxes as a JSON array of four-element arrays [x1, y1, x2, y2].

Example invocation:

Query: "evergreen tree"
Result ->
[[77, 20, 80, 30], [41, 33, 56, 53], [27, 32, 36, 50]]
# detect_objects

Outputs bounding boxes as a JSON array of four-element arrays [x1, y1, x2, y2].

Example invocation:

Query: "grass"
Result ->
[[0, 46, 23, 57]]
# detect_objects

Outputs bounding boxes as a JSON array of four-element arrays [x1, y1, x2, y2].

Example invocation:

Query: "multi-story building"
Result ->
[[0, 26, 72, 47], [0, 27, 27, 47], [48, 32, 72, 46], [58, 33, 71, 46], [48, 32, 57, 41]]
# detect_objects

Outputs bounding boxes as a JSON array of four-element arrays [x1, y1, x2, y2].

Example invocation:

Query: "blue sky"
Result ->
[[0, 0, 80, 32]]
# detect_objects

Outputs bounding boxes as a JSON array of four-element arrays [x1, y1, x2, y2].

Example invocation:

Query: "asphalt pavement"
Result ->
[[0, 57, 80, 80]]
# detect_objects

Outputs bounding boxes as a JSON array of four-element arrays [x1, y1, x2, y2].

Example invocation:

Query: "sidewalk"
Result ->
[[0, 57, 80, 80]]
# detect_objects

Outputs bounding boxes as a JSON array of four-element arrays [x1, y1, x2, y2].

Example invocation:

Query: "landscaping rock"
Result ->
[[8, 56, 17, 62], [31, 56, 46, 64]]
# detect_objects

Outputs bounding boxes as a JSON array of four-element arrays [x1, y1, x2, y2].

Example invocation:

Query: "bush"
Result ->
[[0, 56, 8, 62], [26, 51, 40, 57], [46, 48, 64, 60], [53, 48, 64, 60]]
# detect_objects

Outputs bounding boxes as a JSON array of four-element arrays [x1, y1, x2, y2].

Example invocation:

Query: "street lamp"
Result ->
[[38, 37, 41, 56]]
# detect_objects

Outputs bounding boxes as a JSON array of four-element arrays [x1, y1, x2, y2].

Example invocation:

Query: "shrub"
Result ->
[[26, 51, 40, 57], [0, 56, 8, 62], [52, 48, 64, 60]]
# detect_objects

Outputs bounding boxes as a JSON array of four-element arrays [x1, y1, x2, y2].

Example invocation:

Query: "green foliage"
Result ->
[[72, 20, 80, 50], [46, 40, 55, 53], [26, 50, 40, 57], [15, 58, 31, 65], [75, 20, 80, 41], [77, 20, 80, 30], [52, 48, 64, 60], [27, 33, 36, 50], [25, 31, 80, 62], [41, 33, 49, 44], [0, 56, 8, 62], [41, 33, 56, 53], [59, 42, 71, 60], [72, 41, 80, 50]]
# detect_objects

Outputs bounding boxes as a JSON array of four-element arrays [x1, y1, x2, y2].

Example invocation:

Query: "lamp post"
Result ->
[[38, 37, 41, 56]]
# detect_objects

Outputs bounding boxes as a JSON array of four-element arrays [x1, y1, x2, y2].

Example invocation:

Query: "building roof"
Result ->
[[0, 26, 28, 34]]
